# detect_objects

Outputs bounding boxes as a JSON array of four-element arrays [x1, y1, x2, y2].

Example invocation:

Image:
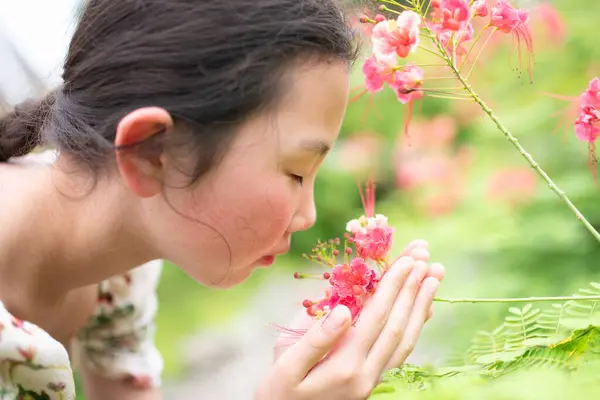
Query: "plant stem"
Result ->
[[451, 32, 457, 69], [417, 46, 447, 60], [377, 0, 413, 12], [424, 28, 600, 244], [434, 295, 600, 304], [457, 76, 600, 243], [422, 0, 432, 17], [425, 94, 473, 101], [378, 4, 402, 14]]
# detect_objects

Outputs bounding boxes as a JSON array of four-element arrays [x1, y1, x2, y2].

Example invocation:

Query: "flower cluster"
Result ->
[[294, 181, 394, 323], [358, 0, 533, 115], [363, 9, 424, 105]]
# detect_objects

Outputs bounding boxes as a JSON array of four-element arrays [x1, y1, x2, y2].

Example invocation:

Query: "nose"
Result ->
[[289, 192, 317, 233]]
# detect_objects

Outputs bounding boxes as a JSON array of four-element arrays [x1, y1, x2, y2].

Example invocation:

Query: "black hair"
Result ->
[[0, 0, 358, 183]]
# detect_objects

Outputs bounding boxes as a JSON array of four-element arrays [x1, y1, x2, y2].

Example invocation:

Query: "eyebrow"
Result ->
[[297, 139, 332, 156]]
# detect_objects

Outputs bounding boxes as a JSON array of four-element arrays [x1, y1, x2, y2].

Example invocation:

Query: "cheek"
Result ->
[[182, 179, 294, 259], [222, 182, 294, 252], [250, 184, 295, 239]]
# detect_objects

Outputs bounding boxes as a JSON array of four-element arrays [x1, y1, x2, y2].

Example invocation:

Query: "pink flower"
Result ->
[[308, 292, 363, 321], [490, 0, 529, 33], [431, 0, 471, 31], [575, 80, 600, 183], [572, 78, 600, 143], [490, 0, 533, 80], [330, 258, 377, 297], [329, 295, 362, 320], [471, 0, 488, 17], [346, 212, 394, 261], [362, 55, 395, 93], [302, 258, 378, 322], [575, 105, 600, 143], [545, 77, 600, 141], [360, 61, 423, 134], [439, 22, 474, 59], [354, 225, 394, 261], [546, 77, 600, 184], [390, 64, 424, 104], [345, 180, 395, 261], [371, 11, 421, 62], [581, 77, 600, 108]]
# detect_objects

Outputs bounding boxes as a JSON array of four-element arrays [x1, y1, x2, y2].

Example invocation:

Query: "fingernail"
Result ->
[[423, 277, 440, 294], [429, 278, 440, 292], [324, 306, 349, 330]]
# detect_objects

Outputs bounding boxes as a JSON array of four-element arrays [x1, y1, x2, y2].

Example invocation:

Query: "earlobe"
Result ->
[[114, 107, 174, 198]]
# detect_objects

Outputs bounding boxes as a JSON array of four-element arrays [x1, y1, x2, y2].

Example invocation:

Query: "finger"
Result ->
[[409, 246, 430, 262], [274, 305, 351, 383], [384, 277, 440, 370], [428, 262, 445, 282], [401, 239, 429, 256], [364, 261, 429, 372], [353, 257, 415, 350], [425, 263, 444, 320]]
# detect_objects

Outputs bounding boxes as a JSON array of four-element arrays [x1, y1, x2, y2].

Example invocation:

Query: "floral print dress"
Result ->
[[0, 151, 164, 400]]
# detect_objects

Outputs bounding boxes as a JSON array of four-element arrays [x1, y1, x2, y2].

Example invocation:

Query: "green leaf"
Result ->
[[475, 349, 527, 364]]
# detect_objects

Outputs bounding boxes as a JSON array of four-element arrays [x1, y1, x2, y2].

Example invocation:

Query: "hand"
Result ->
[[273, 240, 445, 361], [256, 240, 443, 400]]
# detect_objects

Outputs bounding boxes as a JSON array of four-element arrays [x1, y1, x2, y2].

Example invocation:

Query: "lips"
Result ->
[[255, 245, 290, 267], [257, 255, 275, 266]]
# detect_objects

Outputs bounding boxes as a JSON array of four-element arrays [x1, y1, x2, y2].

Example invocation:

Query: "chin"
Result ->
[[177, 261, 255, 289], [205, 268, 255, 289]]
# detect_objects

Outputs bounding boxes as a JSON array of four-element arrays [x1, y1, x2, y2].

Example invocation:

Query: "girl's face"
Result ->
[[148, 61, 350, 287]]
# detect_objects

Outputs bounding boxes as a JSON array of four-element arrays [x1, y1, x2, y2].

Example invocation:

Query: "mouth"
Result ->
[[255, 245, 291, 267], [256, 255, 276, 267]]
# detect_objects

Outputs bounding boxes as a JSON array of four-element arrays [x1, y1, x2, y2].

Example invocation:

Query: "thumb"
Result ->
[[275, 305, 351, 382]]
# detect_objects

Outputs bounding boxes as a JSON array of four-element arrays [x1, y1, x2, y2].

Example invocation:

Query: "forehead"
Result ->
[[224, 61, 350, 160], [271, 61, 350, 147]]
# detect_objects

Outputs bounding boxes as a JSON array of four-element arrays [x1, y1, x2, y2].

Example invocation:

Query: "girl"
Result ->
[[0, 0, 444, 399]]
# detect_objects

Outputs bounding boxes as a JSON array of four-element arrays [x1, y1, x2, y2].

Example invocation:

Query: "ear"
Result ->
[[114, 107, 174, 198]]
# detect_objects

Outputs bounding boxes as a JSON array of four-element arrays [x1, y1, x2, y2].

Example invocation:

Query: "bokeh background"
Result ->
[[1, 0, 599, 398]]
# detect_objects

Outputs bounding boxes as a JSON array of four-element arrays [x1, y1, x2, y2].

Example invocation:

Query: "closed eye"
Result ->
[[290, 174, 304, 186]]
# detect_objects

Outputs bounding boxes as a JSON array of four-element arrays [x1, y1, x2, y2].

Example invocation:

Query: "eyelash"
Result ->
[[290, 174, 304, 186]]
